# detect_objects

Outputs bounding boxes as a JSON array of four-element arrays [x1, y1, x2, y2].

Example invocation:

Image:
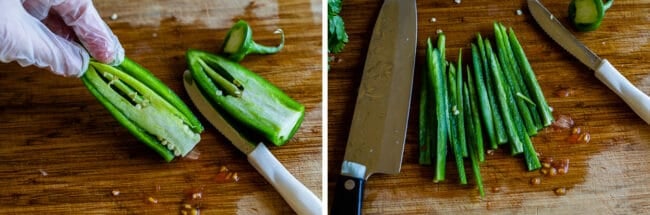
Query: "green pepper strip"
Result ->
[[477, 33, 508, 145], [494, 22, 537, 136], [456, 51, 468, 158], [428, 38, 448, 183], [419, 62, 432, 165], [448, 62, 467, 185]]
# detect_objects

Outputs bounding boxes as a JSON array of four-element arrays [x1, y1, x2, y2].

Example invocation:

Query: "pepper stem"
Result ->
[[250, 29, 285, 55], [602, 0, 613, 11]]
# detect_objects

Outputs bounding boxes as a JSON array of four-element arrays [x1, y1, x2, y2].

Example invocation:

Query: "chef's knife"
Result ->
[[330, 0, 417, 214], [183, 71, 322, 215], [528, 0, 650, 124]]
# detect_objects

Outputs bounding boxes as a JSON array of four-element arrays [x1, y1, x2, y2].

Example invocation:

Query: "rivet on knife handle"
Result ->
[[331, 175, 364, 215]]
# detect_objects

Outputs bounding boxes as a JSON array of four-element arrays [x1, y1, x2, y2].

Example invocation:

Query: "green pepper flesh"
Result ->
[[569, 0, 613, 32], [187, 49, 304, 146], [82, 58, 203, 162]]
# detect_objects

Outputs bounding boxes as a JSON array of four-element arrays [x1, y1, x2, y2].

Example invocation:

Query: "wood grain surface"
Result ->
[[0, 0, 322, 214], [328, 0, 650, 214]]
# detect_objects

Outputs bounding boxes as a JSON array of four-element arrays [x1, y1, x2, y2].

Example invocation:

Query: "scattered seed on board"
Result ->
[[486, 150, 495, 156], [192, 192, 202, 199], [530, 177, 542, 185], [110, 13, 118, 20], [540, 168, 549, 175], [491, 186, 501, 193], [554, 187, 567, 196]]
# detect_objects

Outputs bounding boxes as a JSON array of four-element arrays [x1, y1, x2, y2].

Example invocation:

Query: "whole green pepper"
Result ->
[[186, 49, 304, 146], [569, 0, 613, 32], [221, 20, 284, 62], [82, 58, 204, 162]]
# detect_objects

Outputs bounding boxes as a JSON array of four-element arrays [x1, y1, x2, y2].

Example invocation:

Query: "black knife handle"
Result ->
[[331, 175, 365, 215]]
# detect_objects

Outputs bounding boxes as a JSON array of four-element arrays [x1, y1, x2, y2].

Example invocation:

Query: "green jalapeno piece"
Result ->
[[569, 0, 613, 32], [186, 49, 304, 146], [221, 20, 285, 62], [81, 58, 204, 162]]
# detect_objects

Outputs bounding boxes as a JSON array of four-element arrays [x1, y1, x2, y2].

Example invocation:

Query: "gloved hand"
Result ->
[[0, 0, 124, 77]]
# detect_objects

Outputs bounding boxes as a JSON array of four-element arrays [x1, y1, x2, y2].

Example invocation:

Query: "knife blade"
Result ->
[[183, 71, 322, 215], [528, 0, 650, 124], [330, 0, 417, 214]]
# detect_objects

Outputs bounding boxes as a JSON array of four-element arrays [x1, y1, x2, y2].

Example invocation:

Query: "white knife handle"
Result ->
[[595, 59, 650, 124], [247, 144, 323, 215]]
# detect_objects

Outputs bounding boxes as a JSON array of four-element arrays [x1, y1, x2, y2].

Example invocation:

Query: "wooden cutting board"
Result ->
[[328, 0, 650, 214], [0, 0, 321, 214]]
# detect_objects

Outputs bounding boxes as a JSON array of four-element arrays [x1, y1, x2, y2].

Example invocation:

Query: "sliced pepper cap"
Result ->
[[221, 20, 284, 62], [569, 0, 613, 32]]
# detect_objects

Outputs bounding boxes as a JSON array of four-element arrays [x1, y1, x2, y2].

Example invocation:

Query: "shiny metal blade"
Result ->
[[342, 0, 417, 180], [528, 0, 602, 70], [183, 70, 256, 154]]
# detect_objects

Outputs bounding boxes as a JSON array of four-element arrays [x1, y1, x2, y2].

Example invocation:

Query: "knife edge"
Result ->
[[527, 0, 602, 70]]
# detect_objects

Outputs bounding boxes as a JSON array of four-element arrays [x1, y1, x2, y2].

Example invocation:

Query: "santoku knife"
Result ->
[[528, 0, 650, 124], [330, 0, 417, 214], [183, 71, 322, 215]]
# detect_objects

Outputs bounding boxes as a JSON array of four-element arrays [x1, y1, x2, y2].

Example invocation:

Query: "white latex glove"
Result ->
[[0, 0, 124, 77]]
